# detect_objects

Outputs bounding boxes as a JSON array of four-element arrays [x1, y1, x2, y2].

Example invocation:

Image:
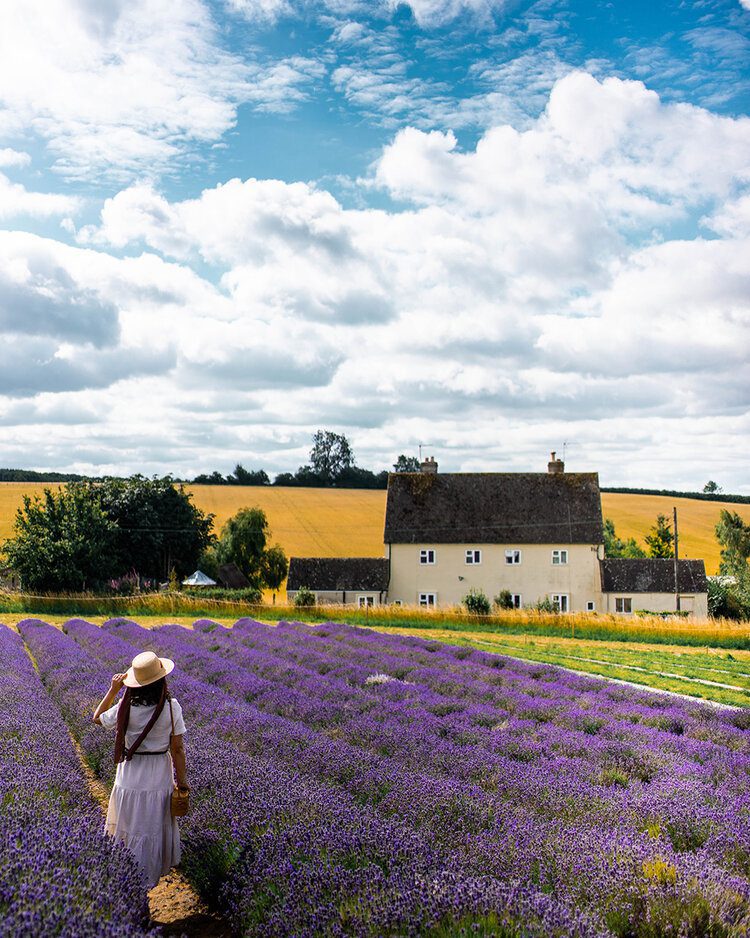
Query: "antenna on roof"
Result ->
[[418, 443, 433, 460]]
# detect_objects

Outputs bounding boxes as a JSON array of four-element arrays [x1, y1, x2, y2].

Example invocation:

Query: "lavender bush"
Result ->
[[0, 624, 154, 937]]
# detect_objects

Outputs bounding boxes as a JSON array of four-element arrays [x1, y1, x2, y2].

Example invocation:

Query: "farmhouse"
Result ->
[[287, 454, 709, 615]]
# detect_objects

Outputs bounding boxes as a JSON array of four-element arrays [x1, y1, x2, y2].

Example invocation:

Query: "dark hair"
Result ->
[[130, 677, 167, 707]]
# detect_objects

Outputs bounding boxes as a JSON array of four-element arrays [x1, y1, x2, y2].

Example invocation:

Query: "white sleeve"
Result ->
[[99, 699, 121, 729], [170, 698, 187, 735]]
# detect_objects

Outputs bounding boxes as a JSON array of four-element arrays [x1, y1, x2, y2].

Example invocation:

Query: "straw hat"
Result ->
[[123, 651, 175, 688]]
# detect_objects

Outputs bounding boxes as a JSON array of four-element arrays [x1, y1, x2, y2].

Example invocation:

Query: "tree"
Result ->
[[261, 545, 289, 604], [2, 485, 119, 592], [308, 430, 354, 484], [716, 510, 750, 581], [96, 476, 215, 581], [228, 464, 270, 486], [703, 481, 723, 494], [494, 590, 515, 610], [393, 455, 421, 473], [217, 507, 269, 585], [645, 514, 674, 558], [603, 518, 646, 558]]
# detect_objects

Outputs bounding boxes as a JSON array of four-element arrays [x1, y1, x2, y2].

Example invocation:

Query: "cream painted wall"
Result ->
[[601, 592, 708, 617], [286, 589, 385, 606], [386, 543, 603, 611]]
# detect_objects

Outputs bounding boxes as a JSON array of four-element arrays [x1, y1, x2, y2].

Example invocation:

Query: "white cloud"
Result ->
[[5, 72, 750, 487], [0, 173, 81, 219], [0, 0, 322, 180], [0, 148, 30, 168]]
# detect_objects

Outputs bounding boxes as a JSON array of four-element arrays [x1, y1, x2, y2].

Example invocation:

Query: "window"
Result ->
[[505, 549, 522, 565], [358, 596, 375, 608], [465, 549, 482, 564], [391, 600, 402, 607], [552, 549, 568, 565], [586, 601, 595, 612], [551, 593, 569, 613], [510, 593, 522, 609], [615, 597, 632, 614], [419, 592, 437, 607], [419, 548, 436, 565]]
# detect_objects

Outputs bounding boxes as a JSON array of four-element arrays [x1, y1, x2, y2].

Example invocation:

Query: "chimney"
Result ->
[[547, 451, 565, 474], [420, 456, 438, 474]]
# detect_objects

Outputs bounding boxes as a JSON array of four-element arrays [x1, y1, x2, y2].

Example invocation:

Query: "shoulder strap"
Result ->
[[124, 685, 167, 761], [168, 695, 175, 737]]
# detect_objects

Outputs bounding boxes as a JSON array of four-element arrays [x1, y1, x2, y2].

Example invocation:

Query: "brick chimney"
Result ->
[[420, 456, 438, 474], [547, 451, 564, 474]]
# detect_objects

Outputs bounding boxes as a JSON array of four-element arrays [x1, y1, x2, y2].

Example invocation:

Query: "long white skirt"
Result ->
[[105, 753, 181, 889]]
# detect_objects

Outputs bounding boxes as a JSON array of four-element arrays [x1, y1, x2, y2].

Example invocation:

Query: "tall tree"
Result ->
[[393, 455, 421, 473], [703, 480, 722, 494], [645, 514, 674, 558], [261, 545, 289, 604], [96, 476, 215, 581], [2, 485, 119, 592], [716, 510, 750, 581], [308, 430, 354, 484], [217, 507, 269, 584], [602, 518, 646, 558]]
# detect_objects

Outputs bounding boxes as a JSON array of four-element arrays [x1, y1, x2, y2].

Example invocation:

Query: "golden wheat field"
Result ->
[[0, 482, 748, 574]]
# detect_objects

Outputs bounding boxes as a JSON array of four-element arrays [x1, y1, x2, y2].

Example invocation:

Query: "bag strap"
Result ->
[[168, 696, 175, 738], [124, 686, 167, 761]]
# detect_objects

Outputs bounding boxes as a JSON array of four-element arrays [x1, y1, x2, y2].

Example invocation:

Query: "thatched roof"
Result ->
[[384, 472, 603, 544], [287, 557, 389, 592], [600, 559, 708, 593]]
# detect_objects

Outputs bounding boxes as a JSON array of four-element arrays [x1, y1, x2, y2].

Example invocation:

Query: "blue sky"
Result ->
[[0, 0, 748, 489]]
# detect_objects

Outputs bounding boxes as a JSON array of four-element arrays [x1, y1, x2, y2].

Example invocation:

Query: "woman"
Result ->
[[94, 650, 189, 889]]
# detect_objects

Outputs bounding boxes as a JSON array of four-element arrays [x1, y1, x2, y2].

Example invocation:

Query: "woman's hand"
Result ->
[[110, 673, 127, 693]]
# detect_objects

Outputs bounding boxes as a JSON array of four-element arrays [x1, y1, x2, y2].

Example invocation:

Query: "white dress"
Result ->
[[100, 696, 186, 889]]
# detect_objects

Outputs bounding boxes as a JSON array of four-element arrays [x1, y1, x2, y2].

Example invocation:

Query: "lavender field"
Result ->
[[5, 617, 750, 937]]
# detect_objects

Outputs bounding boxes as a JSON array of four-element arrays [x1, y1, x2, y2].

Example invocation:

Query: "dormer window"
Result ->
[[505, 549, 522, 565]]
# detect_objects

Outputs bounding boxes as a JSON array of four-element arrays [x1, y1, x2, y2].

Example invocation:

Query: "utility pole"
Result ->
[[673, 506, 680, 613]]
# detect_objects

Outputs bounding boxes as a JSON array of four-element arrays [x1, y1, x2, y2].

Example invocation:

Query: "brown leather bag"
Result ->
[[168, 698, 189, 818]]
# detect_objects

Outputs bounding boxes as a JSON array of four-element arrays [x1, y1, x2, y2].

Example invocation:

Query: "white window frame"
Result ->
[[419, 592, 437, 607], [586, 601, 595, 612], [465, 549, 482, 565], [615, 597, 632, 614], [419, 548, 436, 565], [551, 593, 569, 613], [357, 595, 375, 608], [552, 549, 568, 565], [505, 549, 522, 565], [510, 593, 522, 609]]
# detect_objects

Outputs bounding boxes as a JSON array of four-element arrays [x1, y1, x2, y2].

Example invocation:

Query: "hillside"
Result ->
[[1, 482, 748, 575]]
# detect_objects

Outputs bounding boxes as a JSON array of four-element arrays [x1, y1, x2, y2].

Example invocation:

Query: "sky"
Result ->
[[0, 0, 748, 490]]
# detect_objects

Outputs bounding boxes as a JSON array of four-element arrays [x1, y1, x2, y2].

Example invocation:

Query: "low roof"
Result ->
[[287, 557, 389, 592], [182, 570, 217, 587], [217, 562, 250, 589], [384, 472, 603, 544], [600, 559, 708, 594]]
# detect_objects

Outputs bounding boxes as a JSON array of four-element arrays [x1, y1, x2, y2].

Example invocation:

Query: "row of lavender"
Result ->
[[0, 625, 154, 938], [19, 618, 597, 938], [99, 616, 750, 937]]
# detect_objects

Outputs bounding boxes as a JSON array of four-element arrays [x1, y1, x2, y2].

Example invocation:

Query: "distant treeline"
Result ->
[[192, 465, 389, 489], [601, 487, 750, 505], [0, 468, 94, 482]]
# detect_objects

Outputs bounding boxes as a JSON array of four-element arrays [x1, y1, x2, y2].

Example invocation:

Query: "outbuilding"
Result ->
[[286, 557, 390, 607], [599, 558, 708, 617]]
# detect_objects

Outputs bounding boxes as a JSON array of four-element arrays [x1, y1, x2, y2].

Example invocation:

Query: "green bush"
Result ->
[[463, 588, 491, 615], [494, 589, 515, 610], [183, 586, 262, 603], [293, 586, 316, 607]]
